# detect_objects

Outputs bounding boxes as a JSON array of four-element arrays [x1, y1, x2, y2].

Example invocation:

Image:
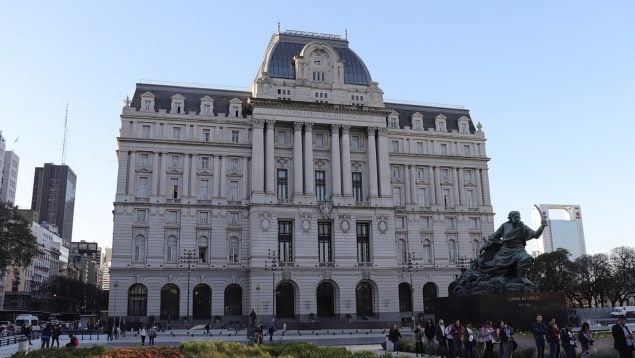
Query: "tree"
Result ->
[[37, 276, 108, 314], [606, 247, 635, 306], [0, 205, 37, 272], [530, 249, 576, 301]]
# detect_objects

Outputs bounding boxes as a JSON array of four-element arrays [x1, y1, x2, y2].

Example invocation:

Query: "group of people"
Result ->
[[138, 325, 158, 346], [38, 323, 63, 348], [389, 318, 516, 358], [531, 314, 633, 358]]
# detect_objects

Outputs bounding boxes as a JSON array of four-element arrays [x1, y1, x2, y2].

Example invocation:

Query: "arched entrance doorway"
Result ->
[[193, 284, 211, 320], [160, 284, 179, 320], [276, 282, 295, 318], [224, 284, 242, 316], [398, 282, 412, 312], [316, 282, 335, 318], [356, 281, 373, 317], [422, 282, 438, 314]]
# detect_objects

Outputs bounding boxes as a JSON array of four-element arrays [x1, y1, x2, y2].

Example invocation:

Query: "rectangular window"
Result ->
[[417, 167, 427, 180], [139, 153, 150, 168], [135, 209, 147, 223], [318, 222, 332, 263], [201, 156, 210, 169], [203, 103, 211, 116], [391, 140, 399, 153], [278, 221, 293, 263], [172, 127, 181, 140], [440, 143, 448, 155], [315, 170, 326, 201], [229, 238, 239, 263], [277, 169, 288, 200], [352, 172, 363, 202], [170, 178, 179, 199], [415, 120, 423, 130], [171, 155, 181, 169], [229, 212, 240, 226], [464, 169, 474, 183], [231, 130, 240, 143], [464, 144, 471, 156], [137, 177, 148, 197], [277, 130, 286, 145], [416, 141, 424, 154], [203, 129, 210, 142], [356, 222, 370, 263], [167, 210, 180, 224], [441, 168, 450, 181], [142, 125, 151, 139], [467, 189, 477, 208], [392, 166, 402, 179], [390, 119, 398, 128], [229, 158, 240, 172], [143, 100, 152, 111], [228, 181, 239, 201], [393, 187, 402, 206], [446, 217, 457, 230], [470, 217, 481, 230], [166, 237, 177, 263], [421, 216, 432, 230], [315, 133, 324, 147], [396, 216, 406, 229], [198, 211, 209, 224], [418, 188, 428, 207], [442, 188, 451, 207], [351, 135, 360, 150], [198, 179, 209, 200]]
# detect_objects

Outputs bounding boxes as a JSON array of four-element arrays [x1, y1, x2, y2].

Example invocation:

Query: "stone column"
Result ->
[[377, 128, 392, 197], [152, 153, 159, 195], [220, 156, 226, 198], [366, 127, 378, 198], [127, 151, 135, 195], [429, 166, 436, 205], [183, 154, 190, 197], [251, 119, 265, 194], [452, 167, 460, 207], [331, 124, 342, 197], [212, 155, 220, 197], [293, 122, 304, 196], [434, 167, 442, 205], [410, 164, 417, 204], [159, 153, 166, 196], [303, 123, 314, 196], [457, 168, 465, 206], [265, 120, 275, 195], [341, 125, 352, 197], [242, 157, 249, 200], [404, 165, 411, 205], [190, 154, 197, 197]]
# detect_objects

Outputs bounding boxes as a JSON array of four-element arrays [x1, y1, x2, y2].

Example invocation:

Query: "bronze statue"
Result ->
[[453, 211, 547, 295]]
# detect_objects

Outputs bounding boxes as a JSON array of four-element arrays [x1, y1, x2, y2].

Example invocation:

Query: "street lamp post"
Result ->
[[179, 249, 199, 332], [266, 249, 278, 321], [112, 281, 119, 332], [256, 284, 260, 321], [402, 251, 419, 329]]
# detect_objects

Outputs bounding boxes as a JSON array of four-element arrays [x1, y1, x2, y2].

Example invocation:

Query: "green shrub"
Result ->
[[10, 346, 106, 358], [180, 341, 272, 358]]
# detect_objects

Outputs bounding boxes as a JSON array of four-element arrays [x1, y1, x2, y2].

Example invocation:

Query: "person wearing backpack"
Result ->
[[148, 326, 157, 346], [561, 321, 577, 358], [414, 322, 425, 357], [388, 323, 402, 354]]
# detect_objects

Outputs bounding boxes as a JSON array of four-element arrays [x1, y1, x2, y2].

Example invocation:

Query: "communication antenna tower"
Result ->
[[62, 103, 69, 164]]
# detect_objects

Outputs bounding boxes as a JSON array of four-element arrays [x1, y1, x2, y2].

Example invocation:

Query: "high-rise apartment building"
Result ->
[[532, 204, 586, 259], [110, 30, 495, 323], [31, 163, 76, 244], [0, 151, 19, 205]]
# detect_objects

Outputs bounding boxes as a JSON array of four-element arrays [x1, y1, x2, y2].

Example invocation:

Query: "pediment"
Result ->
[[171, 94, 185, 100], [435, 114, 447, 121], [412, 112, 423, 119], [141, 91, 155, 98], [200, 96, 214, 102], [229, 98, 242, 104]]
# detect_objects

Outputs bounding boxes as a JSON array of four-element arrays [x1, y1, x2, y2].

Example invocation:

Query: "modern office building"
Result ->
[[110, 30, 495, 323], [532, 204, 586, 259], [69, 241, 101, 285], [99, 247, 112, 291], [0, 151, 19, 205], [31, 163, 77, 244]]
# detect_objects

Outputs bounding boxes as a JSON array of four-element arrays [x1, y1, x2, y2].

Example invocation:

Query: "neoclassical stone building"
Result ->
[[110, 30, 494, 325]]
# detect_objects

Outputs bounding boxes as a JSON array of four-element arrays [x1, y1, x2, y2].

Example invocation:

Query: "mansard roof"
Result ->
[[130, 83, 252, 117], [385, 102, 475, 133], [261, 30, 373, 86]]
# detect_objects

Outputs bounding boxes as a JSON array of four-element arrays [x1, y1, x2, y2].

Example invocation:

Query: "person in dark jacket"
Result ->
[[578, 322, 594, 357], [561, 321, 577, 358], [51, 324, 61, 347], [414, 322, 424, 357], [436, 319, 448, 358], [612, 316, 634, 358], [547, 318, 561, 358], [388, 323, 402, 353], [40, 324, 52, 348], [531, 315, 547, 358], [424, 318, 436, 354]]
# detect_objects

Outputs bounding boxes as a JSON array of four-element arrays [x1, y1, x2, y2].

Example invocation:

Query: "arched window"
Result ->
[[398, 282, 412, 312], [397, 239, 407, 265], [127, 284, 147, 316], [160, 284, 179, 320], [166, 235, 177, 263], [133, 235, 146, 262], [422, 282, 438, 314], [198, 236, 208, 263], [448, 239, 457, 263], [228, 237, 239, 263], [224, 284, 242, 316], [422, 239, 433, 264], [356, 281, 373, 317]]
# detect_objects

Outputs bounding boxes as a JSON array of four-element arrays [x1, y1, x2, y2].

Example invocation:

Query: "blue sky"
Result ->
[[1, 1, 633, 254]]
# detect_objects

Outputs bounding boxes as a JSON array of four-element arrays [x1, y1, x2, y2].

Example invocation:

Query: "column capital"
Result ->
[[252, 118, 265, 129], [331, 124, 341, 133], [341, 125, 351, 135], [304, 122, 314, 131], [366, 127, 377, 136], [266, 119, 276, 126], [294, 122, 303, 131], [377, 127, 388, 136]]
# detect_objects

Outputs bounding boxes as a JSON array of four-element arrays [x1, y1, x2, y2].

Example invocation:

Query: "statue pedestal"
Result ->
[[435, 291, 567, 330]]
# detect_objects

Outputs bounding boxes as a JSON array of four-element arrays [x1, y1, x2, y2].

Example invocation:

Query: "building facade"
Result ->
[[110, 30, 495, 323], [69, 241, 101, 285], [31, 163, 77, 244], [531, 204, 586, 259], [0, 151, 19, 206]]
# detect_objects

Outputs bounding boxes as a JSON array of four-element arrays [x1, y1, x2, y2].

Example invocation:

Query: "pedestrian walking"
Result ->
[[268, 322, 276, 342], [414, 322, 424, 358], [464, 321, 475, 358], [51, 324, 61, 348], [547, 318, 561, 358], [205, 323, 210, 335], [436, 319, 449, 358], [21, 324, 32, 346], [424, 318, 436, 355], [140, 326, 147, 346], [578, 322, 594, 357], [499, 320, 514, 358], [561, 321, 577, 358], [40, 324, 51, 349], [388, 323, 402, 354], [446, 321, 454, 358], [532, 315, 547, 358], [148, 326, 157, 346], [479, 320, 495, 358], [451, 319, 464, 357], [611, 316, 633, 358]]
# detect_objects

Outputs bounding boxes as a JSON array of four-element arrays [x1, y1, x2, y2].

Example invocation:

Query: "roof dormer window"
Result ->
[[412, 112, 424, 131], [170, 94, 186, 114], [458, 116, 470, 134], [228, 98, 242, 118], [435, 114, 447, 132], [140, 92, 155, 112], [199, 96, 214, 116]]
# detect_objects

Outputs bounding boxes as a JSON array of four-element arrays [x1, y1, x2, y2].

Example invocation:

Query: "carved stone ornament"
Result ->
[[300, 213, 312, 232], [252, 118, 265, 129], [318, 201, 333, 218], [377, 216, 388, 234], [259, 212, 272, 231], [340, 215, 351, 233]]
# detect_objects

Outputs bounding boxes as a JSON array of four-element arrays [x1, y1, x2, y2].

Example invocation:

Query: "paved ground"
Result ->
[[0, 328, 420, 357]]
